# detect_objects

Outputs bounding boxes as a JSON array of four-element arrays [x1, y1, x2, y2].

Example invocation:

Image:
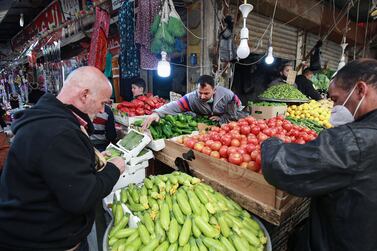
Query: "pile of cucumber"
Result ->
[[108, 172, 267, 251]]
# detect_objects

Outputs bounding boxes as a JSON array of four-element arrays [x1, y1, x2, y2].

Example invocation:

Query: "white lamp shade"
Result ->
[[239, 4, 253, 18], [157, 60, 171, 77], [237, 39, 250, 59], [265, 46, 274, 64]]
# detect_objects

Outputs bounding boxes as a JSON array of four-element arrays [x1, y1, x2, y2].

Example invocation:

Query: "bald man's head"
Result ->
[[57, 66, 112, 118]]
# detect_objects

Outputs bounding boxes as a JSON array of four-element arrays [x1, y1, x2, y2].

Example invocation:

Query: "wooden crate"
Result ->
[[250, 104, 287, 120], [154, 140, 301, 225]]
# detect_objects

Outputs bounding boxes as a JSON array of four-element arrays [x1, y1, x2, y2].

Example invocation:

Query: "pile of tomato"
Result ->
[[182, 116, 318, 173]]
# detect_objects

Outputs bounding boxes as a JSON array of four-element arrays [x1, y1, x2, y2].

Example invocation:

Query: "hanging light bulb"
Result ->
[[19, 13, 24, 27], [237, 2, 253, 59], [265, 46, 274, 64], [157, 51, 171, 78], [337, 36, 348, 71]]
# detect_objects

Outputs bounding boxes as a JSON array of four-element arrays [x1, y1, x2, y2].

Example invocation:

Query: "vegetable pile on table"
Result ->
[[108, 172, 267, 251], [180, 116, 318, 172], [249, 101, 287, 107], [145, 114, 218, 140], [286, 100, 332, 128], [116, 94, 166, 116], [259, 83, 309, 101]]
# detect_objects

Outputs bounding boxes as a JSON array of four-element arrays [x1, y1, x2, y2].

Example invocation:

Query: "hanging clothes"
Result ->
[[135, 0, 160, 70], [88, 7, 110, 71], [104, 52, 113, 78], [119, 0, 140, 78]]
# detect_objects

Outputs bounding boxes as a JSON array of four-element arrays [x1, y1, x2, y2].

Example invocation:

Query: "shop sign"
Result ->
[[59, 0, 81, 21], [11, 0, 65, 52], [112, 0, 125, 11]]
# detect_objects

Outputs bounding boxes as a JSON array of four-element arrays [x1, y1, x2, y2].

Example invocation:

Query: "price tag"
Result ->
[[286, 70, 297, 85]]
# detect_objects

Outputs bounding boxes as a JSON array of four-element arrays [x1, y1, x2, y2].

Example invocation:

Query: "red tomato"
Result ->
[[227, 146, 238, 156], [205, 140, 214, 148], [228, 122, 238, 130], [257, 132, 268, 142], [219, 145, 228, 158], [202, 146, 212, 155], [210, 133, 221, 141], [194, 142, 205, 152], [251, 126, 261, 136], [240, 140, 248, 146], [242, 154, 251, 162], [210, 151, 220, 158], [255, 154, 261, 170], [245, 116, 256, 125], [211, 126, 220, 132], [221, 136, 231, 146], [245, 144, 256, 154], [282, 122, 293, 131], [238, 121, 249, 127], [247, 161, 259, 172], [231, 139, 241, 147], [259, 123, 268, 130], [228, 153, 243, 165], [247, 137, 258, 145], [295, 138, 306, 144], [250, 150, 259, 161], [240, 162, 248, 169], [210, 141, 222, 151], [221, 124, 230, 132], [230, 133, 242, 140], [276, 115, 285, 120], [263, 128, 272, 137], [237, 148, 246, 155], [240, 125, 251, 135], [184, 138, 197, 149]]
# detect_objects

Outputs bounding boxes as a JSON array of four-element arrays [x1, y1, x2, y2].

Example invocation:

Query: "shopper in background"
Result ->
[[261, 59, 377, 251], [131, 77, 146, 98], [295, 68, 322, 100], [268, 63, 293, 87], [143, 74, 244, 128], [90, 104, 117, 152], [0, 66, 125, 251]]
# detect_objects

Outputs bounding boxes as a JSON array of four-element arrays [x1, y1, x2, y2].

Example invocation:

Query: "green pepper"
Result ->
[[189, 121, 198, 127], [177, 114, 186, 122], [165, 115, 176, 124], [174, 121, 189, 129], [172, 127, 183, 134], [149, 126, 158, 139], [154, 125, 164, 139], [134, 120, 144, 127], [162, 124, 173, 138]]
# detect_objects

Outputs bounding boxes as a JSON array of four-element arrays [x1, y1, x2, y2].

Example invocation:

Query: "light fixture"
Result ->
[[19, 13, 24, 27], [237, 2, 253, 59], [337, 36, 348, 71], [265, 46, 274, 64], [157, 51, 171, 78]]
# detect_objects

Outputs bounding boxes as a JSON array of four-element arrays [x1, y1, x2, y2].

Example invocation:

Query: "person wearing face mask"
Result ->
[[143, 75, 244, 129], [295, 68, 322, 100], [260, 58, 377, 251], [268, 63, 293, 87]]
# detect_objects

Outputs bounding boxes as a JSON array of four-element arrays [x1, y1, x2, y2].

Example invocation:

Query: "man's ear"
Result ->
[[79, 89, 89, 103], [356, 81, 368, 98]]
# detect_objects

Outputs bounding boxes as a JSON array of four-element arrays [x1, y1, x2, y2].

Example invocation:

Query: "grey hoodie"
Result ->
[[155, 86, 245, 124]]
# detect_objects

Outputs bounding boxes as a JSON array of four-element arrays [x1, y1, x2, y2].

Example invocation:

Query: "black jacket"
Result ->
[[295, 75, 322, 100], [261, 109, 377, 251], [0, 94, 120, 250]]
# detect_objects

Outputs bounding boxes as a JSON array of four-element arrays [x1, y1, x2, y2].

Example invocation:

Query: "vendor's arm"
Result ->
[[261, 127, 360, 197], [143, 96, 192, 129], [218, 94, 243, 124], [39, 130, 121, 214]]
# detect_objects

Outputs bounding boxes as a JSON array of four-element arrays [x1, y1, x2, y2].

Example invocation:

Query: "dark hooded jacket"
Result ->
[[0, 94, 120, 250], [261, 109, 377, 251]]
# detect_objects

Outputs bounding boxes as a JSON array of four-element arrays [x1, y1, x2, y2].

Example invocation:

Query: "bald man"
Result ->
[[0, 66, 125, 250]]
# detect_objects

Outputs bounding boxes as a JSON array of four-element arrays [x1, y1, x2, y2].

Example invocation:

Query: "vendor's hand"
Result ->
[[142, 113, 160, 130], [209, 116, 220, 122], [108, 157, 126, 174]]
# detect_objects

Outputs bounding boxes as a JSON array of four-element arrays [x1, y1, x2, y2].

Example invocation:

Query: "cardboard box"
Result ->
[[116, 129, 151, 159], [250, 104, 287, 120]]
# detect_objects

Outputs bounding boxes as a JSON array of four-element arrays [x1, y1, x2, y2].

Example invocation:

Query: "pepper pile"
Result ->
[[259, 83, 309, 101], [108, 172, 267, 251], [148, 114, 217, 140], [116, 94, 166, 116]]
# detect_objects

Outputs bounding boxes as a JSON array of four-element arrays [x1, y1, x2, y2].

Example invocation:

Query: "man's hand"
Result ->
[[108, 157, 126, 174], [142, 113, 160, 130], [209, 116, 220, 121]]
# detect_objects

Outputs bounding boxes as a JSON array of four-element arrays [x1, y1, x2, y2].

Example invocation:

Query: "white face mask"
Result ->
[[330, 84, 365, 127]]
